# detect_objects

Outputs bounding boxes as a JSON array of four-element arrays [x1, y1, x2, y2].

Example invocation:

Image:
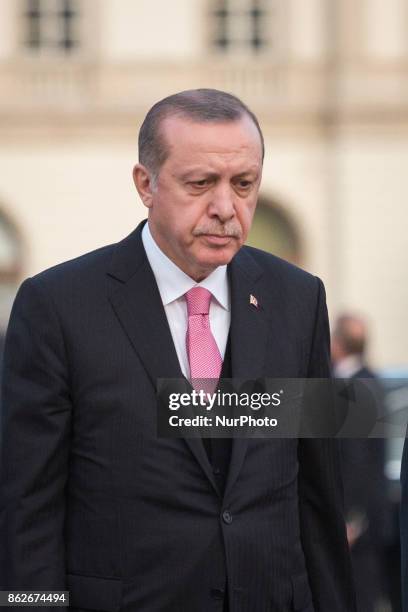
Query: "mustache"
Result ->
[[193, 224, 242, 239]]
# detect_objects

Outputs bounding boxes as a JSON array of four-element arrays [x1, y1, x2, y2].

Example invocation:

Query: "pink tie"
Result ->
[[185, 287, 223, 388]]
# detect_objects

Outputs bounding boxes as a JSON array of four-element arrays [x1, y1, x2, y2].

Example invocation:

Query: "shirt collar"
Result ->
[[142, 221, 230, 310]]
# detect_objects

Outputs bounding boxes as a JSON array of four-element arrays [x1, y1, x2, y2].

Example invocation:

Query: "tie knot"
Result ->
[[185, 287, 212, 316]]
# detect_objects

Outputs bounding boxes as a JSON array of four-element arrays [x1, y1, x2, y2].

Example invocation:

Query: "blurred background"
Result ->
[[0, 1, 407, 610]]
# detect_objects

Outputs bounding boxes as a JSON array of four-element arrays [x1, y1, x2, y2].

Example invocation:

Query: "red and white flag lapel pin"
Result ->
[[249, 294, 259, 308]]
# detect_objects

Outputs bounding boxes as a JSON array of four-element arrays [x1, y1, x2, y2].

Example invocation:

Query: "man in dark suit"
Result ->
[[0, 333, 4, 365], [401, 441, 408, 611], [332, 314, 390, 612], [0, 331, 4, 383], [0, 332, 4, 415], [0, 89, 356, 611]]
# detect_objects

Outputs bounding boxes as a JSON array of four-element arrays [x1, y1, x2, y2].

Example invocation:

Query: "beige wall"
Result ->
[[362, 0, 408, 60], [101, 0, 206, 61], [0, 0, 16, 59], [0, 139, 144, 274], [286, 0, 327, 61], [336, 126, 408, 366]]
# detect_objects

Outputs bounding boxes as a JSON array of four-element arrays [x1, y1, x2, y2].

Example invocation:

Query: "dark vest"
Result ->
[[202, 333, 232, 496]]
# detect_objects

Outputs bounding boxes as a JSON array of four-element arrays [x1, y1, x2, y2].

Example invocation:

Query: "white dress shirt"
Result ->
[[142, 221, 231, 379]]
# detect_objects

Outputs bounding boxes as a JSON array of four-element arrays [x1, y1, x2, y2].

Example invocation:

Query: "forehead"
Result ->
[[159, 114, 263, 168]]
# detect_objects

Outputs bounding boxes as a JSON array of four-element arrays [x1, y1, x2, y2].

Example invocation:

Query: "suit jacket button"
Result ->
[[213, 466, 221, 475], [210, 588, 225, 600], [222, 510, 233, 524]]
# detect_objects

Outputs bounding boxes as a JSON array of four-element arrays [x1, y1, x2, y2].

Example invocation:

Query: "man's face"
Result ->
[[134, 114, 263, 281]]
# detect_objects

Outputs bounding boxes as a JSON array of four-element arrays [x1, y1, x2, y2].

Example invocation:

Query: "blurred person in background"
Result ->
[[332, 314, 394, 612]]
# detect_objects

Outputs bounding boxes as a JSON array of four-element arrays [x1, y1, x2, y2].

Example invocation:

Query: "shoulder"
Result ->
[[12, 223, 145, 317], [21, 242, 116, 296], [13, 239, 123, 320], [24, 223, 144, 297]]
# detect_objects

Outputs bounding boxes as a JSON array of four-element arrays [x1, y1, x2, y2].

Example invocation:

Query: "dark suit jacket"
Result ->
[[340, 367, 389, 610], [0, 334, 4, 435], [342, 367, 388, 551], [0, 220, 356, 612], [0, 334, 4, 373], [401, 440, 408, 611]]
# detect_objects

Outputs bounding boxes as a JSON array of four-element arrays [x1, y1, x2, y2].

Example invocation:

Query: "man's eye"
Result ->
[[192, 180, 208, 187], [237, 180, 251, 189]]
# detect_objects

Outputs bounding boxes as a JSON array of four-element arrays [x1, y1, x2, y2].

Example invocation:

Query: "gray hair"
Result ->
[[138, 88, 264, 180]]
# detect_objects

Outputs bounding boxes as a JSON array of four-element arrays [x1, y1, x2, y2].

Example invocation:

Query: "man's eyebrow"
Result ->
[[230, 170, 261, 182], [233, 170, 259, 177], [179, 168, 260, 181], [179, 170, 218, 181]]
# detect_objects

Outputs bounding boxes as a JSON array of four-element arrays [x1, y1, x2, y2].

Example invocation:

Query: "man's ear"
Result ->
[[133, 164, 155, 209]]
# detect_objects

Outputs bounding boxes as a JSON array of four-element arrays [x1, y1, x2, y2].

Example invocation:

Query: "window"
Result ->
[[211, 0, 270, 54], [23, 0, 80, 54]]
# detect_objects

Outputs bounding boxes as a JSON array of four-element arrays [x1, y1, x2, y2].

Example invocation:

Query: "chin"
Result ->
[[203, 244, 238, 262], [200, 254, 235, 270]]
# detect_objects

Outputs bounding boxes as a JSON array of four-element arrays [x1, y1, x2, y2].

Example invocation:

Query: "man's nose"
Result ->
[[208, 184, 235, 221]]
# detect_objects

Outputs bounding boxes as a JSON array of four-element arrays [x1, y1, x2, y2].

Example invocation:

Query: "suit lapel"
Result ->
[[229, 248, 270, 379], [107, 223, 183, 385], [106, 221, 219, 496], [224, 249, 271, 499]]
